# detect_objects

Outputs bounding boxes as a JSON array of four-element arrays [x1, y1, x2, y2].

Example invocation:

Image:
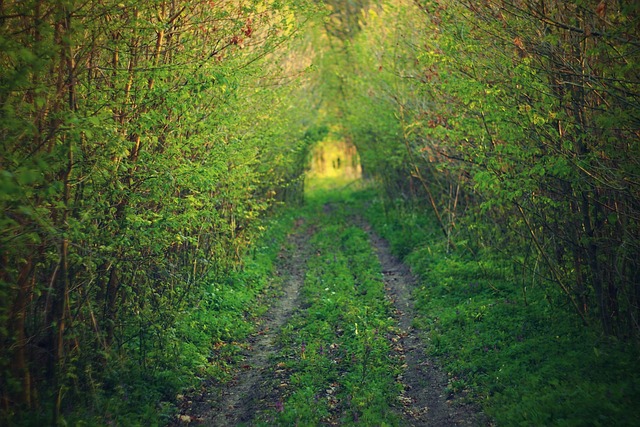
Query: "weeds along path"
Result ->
[[363, 223, 486, 426]]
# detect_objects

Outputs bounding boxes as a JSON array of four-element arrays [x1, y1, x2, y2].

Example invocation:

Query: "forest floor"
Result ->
[[171, 204, 488, 426]]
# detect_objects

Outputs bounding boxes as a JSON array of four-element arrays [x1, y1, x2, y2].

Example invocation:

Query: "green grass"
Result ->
[[359, 191, 640, 427], [53, 178, 640, 426], [49, 208, 299, 426], [258, 199, 402, 426]]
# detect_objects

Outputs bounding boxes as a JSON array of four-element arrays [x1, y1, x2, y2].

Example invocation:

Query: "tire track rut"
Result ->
[[364, 224, 488, 426], [173, 219, 310, 426]]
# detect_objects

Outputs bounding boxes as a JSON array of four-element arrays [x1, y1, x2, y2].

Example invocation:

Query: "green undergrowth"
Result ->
[[55, 208, 299, 427], [358, 191, 640, 426], [258, 199, 402, 425]]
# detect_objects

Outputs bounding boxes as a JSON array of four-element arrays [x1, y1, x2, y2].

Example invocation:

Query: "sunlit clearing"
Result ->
[[305, 137, 362, 194]]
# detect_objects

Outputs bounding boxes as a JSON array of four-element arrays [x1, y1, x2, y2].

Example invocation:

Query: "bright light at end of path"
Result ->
[[305, 138, 362, 192]]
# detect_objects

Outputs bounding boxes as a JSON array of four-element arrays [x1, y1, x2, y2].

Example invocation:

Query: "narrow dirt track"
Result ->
[[207, 228, 308, 425], [172, 220, 309, 426], [364, 224, 488, 426]]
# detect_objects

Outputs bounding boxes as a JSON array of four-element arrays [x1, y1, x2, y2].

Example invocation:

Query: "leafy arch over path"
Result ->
[[1, 0, 639, 424]]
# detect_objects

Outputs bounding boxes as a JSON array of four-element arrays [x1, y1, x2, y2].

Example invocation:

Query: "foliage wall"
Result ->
[[332, 0, 640, 338], [0, 0, 320, 422]]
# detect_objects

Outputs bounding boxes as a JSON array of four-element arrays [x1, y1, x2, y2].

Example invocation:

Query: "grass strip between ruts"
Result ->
[[258, 202, 402, 426]]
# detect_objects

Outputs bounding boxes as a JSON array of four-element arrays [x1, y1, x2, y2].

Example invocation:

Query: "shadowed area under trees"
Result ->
[[0, 0, 322, 422], [1, 0, 639, 425]]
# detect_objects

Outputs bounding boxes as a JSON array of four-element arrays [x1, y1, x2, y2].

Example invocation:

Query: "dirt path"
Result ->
[[173, 214, 487, 426], [363, 224, 488, 426], [173, 220, 309, 426]]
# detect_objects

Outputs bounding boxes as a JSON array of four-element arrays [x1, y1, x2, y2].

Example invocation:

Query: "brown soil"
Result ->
[[171, 219, 310, 426], [363, 223, 490, 426]]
